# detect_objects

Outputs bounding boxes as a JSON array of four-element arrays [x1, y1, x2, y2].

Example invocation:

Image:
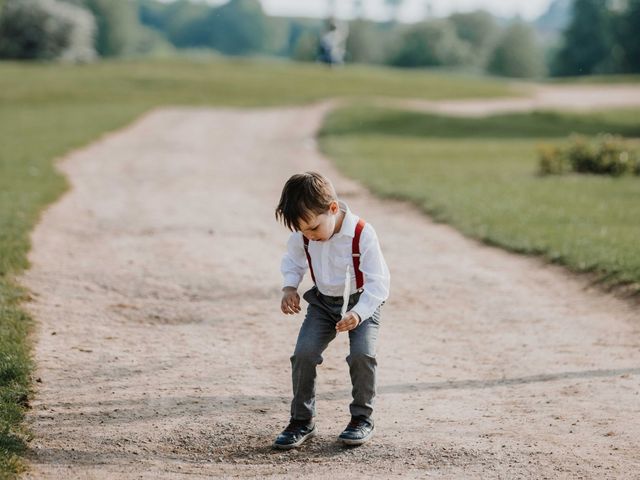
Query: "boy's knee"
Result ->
[[346, 352, 376, 368], [291, 349, 323, 366]]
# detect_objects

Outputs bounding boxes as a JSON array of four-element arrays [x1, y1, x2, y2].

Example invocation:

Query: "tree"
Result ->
[[345, 20, 380, 63], [552, 0, 613, 75], [448, 10, 498, 67], [138, 0, 209, 48], [82, 0, 140, 56], [176, 0, 266, 55], [389, 20, 471, 68], [615, 0, 640, 72], [291, 31, 318, 62], [488, 21, 546, 78], [61, 0, 144, 56], [0, 0, 96, 61], [210, 0, 266, 55]]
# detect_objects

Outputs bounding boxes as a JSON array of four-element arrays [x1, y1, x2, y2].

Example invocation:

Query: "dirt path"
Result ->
[[22, 87, 640, 479], [377, 83, 640, 116]]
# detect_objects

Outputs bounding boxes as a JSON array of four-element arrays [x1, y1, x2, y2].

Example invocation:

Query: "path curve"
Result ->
[[22, 87, 640, 479], [377, 83, 640, 116]]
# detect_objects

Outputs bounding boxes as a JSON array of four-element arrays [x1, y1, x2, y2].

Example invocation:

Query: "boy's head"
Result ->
[[275, 172, 341, 241]]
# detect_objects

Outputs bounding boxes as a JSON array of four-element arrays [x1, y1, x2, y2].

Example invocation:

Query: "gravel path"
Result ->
[[22, 87, 640, 478], [377, 83, 640, 116]]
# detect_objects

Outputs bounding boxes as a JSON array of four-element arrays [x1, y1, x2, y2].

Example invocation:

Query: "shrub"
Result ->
[[389, 20, 472, 68], [537, 144, 570, 175], [487, 20, 546, 78], [539, 134, 639, 176], [0, 0, 96, 61]]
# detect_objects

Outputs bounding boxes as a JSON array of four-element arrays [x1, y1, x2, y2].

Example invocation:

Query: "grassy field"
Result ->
[[0, 58, 516, 476], [319, 106, 640, 291]]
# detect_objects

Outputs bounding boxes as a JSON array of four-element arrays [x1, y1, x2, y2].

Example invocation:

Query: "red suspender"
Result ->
[[303, 236, 316, 284], [302, 218, 366, 290], [353, 218, 365, 289]]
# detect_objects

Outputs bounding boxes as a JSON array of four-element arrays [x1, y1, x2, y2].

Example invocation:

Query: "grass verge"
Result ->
[[319, 105, 640, 293]]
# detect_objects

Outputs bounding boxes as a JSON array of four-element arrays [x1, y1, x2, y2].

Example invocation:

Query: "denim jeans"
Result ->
[[290, 286, 381, 421]]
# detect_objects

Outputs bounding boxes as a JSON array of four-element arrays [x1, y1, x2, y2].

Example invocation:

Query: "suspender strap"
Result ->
[[353, 218, 365, 289], [303, 236, 316, 284], [302, 217, 366, 289]]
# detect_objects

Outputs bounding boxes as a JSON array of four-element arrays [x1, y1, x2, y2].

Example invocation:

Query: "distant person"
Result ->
[[273, 172, 390, 449], [317, 18, 349, 66]]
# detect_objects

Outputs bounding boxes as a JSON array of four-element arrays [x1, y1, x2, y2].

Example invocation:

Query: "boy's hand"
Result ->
[[336, 311, 361, 332], [281, 287, 301, 315]]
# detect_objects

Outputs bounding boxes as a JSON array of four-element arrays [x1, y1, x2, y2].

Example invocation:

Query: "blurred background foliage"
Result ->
[[0, 0, 639, 78]]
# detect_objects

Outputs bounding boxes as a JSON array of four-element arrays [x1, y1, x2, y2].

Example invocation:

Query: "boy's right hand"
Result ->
[[281, 287, 301, 315]]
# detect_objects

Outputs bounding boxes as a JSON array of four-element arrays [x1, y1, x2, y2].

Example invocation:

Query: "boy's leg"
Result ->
[[346, 307, 381, 419], [290, 301, 337, 421]]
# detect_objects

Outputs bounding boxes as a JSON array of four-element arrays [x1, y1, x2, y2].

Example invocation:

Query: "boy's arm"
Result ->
[[280, 232, 308, 290], [349, 224, 390, 322]]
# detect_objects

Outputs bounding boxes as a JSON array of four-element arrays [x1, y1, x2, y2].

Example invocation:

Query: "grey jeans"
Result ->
[[290, 286, 381, 421]]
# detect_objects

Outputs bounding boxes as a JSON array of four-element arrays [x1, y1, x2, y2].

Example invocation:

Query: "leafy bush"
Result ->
[[488, 20, 546, 78], [389, 20, 472, 68], [448, 10, 499, 69], [539, 134, 639, 176], [537, 144, 571, 175], [0, 0, 96, 61]]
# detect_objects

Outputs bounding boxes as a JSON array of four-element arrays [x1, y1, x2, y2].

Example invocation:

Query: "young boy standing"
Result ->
[[273, 172, 390, 449]]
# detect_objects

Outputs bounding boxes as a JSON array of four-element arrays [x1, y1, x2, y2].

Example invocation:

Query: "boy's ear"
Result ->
[[329, 201, 339, 214]]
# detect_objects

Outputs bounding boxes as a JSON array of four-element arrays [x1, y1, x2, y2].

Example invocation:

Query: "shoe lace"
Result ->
[[347, 417, 367, 429], [284, 419, 309, 433]]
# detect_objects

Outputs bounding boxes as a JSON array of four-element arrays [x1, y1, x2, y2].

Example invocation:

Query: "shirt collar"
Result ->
[[334, 200, 358, 238]]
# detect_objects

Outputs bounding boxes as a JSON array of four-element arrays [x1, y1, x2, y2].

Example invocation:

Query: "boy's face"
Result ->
[[298, 201, 340, 242]]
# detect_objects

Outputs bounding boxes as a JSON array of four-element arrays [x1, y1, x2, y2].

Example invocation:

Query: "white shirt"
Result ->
[[281, 201, 390, 321]]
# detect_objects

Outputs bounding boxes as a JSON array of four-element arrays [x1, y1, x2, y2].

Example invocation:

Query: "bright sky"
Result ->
[[257, 0, 555, 21]]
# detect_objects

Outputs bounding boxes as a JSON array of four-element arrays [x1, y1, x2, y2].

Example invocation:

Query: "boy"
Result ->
[[273, 172, 390, 449]]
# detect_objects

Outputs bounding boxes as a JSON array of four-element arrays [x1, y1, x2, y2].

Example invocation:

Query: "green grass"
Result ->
[[319, 106, 640, 291], [0, 57, 516, 477], [0, 58, 516, 108]]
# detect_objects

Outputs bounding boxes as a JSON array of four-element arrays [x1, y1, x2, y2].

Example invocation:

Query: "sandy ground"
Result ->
[[377, 83, 640, 116], [21, 86, 640, 479]]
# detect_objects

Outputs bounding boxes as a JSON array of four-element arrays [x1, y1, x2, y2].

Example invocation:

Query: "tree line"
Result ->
[[0, 0, 638, 78]]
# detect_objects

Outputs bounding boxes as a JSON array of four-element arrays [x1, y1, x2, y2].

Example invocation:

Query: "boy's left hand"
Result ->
[[336, 311, 361, 332]]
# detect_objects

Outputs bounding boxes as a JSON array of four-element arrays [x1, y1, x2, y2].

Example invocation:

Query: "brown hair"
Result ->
[[275, 172, 337, 231]]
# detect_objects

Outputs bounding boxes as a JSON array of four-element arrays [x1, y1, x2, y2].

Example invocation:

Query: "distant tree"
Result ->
[[292, 31, 318, 62], [448, 10, 498, 67], [345, 20, 380, 63], [389, 20, 471, 68], [0, 0, 96, 61], [487, 21, 546, 78], [551, 0, 613, 75], [615, 0, 640, 72], [261, 16, 291, 56], [150, 0, 210, 47], [211, 0, 266, 55], [284, 21, 305, 57], [178, 0, 266, 55], [81, 0, 140, 56], [137, 0, 167, 31]]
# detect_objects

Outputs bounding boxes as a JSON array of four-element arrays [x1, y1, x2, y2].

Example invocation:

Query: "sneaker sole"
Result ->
[[339, 427, 374, 446], [272, 427, 317, 450]]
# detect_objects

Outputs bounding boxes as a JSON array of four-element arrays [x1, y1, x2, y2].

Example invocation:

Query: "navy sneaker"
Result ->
[[273, 419, 317, 450], [338, 416, 374, 445]]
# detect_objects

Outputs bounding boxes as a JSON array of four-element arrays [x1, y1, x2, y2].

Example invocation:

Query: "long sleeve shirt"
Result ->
[[280, 201, 390, 321]]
